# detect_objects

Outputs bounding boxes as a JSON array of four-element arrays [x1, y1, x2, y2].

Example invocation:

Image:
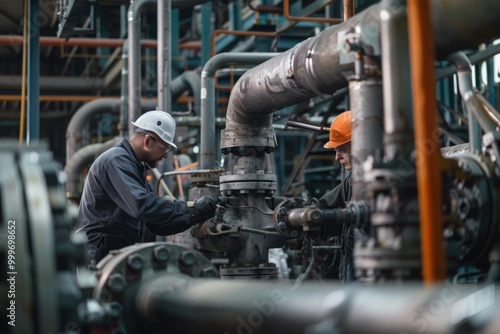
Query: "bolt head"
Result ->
[[200, 267, 218, 278], [153, 246, 170, 261], [179, 250, 196, 267], [107, 273, 126, 293], [127, 253, 145, 271]]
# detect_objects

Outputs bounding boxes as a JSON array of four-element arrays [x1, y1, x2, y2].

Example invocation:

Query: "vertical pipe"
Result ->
[[344, 0, 355, 21], [120, 41, 129, 138], [19, 0, 29, 143], [486, 57, 496, 109], [407, 0, 445, 283], [469, 62, 483, 151], [128, 0, 156, 137], [468, 105, 483, 152], [200, 52, 278, 170], [158, 0, 172, 112], [349, 78, 384, 201], [27, 0, 40, 143], [201, 2, 212, 66], [380, 0, 414, 160]]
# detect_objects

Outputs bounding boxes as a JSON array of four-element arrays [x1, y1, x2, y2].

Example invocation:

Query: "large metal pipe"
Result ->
[[225, 0, 500, 133], [380, 0, 414, 160], [349, 78, 384, 201], [136, 275, 500, 334], [200, 52, 278, 170]]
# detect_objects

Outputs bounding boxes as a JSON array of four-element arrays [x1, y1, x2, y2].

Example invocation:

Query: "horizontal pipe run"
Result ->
[[0, 35, 157, 48]]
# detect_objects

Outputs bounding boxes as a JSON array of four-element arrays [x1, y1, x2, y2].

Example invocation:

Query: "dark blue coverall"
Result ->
[[76, 139, 193, 266]]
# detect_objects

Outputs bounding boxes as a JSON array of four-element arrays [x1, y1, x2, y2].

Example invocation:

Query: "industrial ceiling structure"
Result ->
[[2, 1, 500, 334]]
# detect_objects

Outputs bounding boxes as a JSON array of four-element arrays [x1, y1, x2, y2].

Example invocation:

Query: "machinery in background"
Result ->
[[2, 140, 500, 334]]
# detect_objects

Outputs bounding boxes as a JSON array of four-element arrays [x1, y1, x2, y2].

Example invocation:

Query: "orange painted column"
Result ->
[[407, 0, 446, 283]]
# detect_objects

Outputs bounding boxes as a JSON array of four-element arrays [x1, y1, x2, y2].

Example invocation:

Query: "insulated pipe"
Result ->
[[225, 0, 500, 130], [380, 0, 414, 160], [64, 138, 120, 199], [128, 0, 156, 138], [349, 78, 384, 201], [66, 98, 157, 160], [200, 52, 279, 170], [407, 0, 445, 283]]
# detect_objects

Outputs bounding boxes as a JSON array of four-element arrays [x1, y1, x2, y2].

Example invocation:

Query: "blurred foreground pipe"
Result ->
[[407, 0, 445, 283], [136, 276, 500, 334]]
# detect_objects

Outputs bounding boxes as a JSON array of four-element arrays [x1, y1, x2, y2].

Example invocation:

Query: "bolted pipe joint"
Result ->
[[220, 127, 277, 152]]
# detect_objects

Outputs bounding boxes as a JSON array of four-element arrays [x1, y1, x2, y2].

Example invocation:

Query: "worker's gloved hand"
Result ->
[[186, 195, 217, 225]]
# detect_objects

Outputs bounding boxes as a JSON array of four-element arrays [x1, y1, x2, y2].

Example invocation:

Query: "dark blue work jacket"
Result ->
[[319, 171, 356, 283], [76, 139, 190, 264]]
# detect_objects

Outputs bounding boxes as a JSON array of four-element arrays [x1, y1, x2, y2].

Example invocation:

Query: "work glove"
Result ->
[[186, 195, 217, 225]]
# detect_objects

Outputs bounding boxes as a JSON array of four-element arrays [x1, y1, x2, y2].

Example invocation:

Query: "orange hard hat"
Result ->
[[324, 111, 352, 149]]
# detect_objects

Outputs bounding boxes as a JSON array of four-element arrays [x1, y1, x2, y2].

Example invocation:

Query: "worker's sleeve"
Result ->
[[318, 183, 344, 209], [102, 155, 192, 234]]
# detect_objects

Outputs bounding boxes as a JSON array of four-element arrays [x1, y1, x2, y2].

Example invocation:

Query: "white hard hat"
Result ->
[[131, 110, 178, 149]]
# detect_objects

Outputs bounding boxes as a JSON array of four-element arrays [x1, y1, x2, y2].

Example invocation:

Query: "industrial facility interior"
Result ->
[[2, 0, 500, 333]]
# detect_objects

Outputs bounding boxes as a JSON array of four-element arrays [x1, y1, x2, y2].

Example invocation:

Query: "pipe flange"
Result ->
[[93, 242, 219, 304], [221, 127, 277, 150], [273, 197, 309, 238], [221, 263, 279, 280], [190, 172, 220, 187], [219, 171, 277, 192]]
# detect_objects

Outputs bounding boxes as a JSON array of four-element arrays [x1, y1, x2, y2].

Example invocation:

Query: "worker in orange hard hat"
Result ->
[[319, 110, 355, 283], [323, 110, 352, 172]]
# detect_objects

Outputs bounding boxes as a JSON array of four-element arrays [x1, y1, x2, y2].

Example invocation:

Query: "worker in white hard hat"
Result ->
[[76, 110, 217, 267]]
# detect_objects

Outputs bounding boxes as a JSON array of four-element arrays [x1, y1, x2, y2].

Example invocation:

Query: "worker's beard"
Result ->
[[144, 159, 160, 169]]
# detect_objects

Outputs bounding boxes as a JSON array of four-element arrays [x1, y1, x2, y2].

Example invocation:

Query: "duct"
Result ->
[[200, 52, 279, 170], [64, 138, 120, 200], [66, 98, 157, 160]]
